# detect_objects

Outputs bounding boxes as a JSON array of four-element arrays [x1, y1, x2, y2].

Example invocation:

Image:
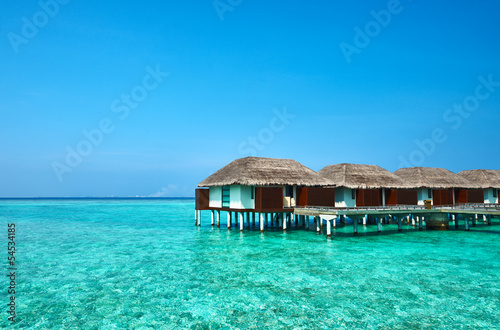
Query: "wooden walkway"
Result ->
[[293, 204, 500, 237], [293, 204, 500, 217]]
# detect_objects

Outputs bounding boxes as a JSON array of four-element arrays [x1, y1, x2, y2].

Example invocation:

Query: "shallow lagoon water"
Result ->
[[1, 199, 499, 328]]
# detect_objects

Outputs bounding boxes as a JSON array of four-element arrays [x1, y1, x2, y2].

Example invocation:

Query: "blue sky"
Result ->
[[1, 0, 500, 197]]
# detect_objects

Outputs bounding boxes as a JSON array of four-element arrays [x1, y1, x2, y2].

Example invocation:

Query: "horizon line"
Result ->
[[0, 197, 195, 199]]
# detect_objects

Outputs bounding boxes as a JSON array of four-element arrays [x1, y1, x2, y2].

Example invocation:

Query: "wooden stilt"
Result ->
[[455, 214, 459, 229], [239, 212, 244, 231], [198, 210, 201, 227], [326, 219, 331, 237], [465, 216, 470, 231], [376, 217, 381, 233], [472, 215, 477, 227], [216, 211, 220, 228], [487, 214, 492, 226], [418, 216, 423, 230], [397, 217, 402, 232], [316, 216, 321, 233], [227, 212, 231, 229], [252, 212, 256, 227], [283, 213, 287, 232], [211, 210, 214, 226], [353, 218, 358, 235], [195, 209, 198, 226]]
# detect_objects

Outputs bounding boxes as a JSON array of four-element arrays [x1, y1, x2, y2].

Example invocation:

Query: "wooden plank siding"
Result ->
[[255, 187, 284, 212], [356, 189, 381, 207], [385, 189, 398, 206], [455, 189, 484, 204], [296, 187, 335, 207], [195, 188, 210, 210], [433, 189, 454, 206], [385, 189, 419, 206]]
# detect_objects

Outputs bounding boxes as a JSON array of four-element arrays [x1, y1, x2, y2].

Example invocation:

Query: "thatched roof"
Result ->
[[318, 163, 410, 189], [458, 169, 500, 189], [198, 157, 335, 187], [394, 167, 480, 189]]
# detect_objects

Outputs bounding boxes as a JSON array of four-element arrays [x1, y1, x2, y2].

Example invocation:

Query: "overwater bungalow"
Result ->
[[318, 164, 412, 207], [195, 157, 335, 230], [394, 167, 480, 206], [195, 157, 500, 235], [457, 170, 500, 205]]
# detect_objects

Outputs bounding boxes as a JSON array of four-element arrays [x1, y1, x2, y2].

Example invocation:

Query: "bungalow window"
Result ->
[[352, 189, 356, 200], [428, 189, 432, 199], [222, 186, 230, 208], [250, 186, 255, 200], [494, 189, 498, 198]]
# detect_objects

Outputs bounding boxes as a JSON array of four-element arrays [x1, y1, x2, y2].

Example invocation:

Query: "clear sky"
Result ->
[[1, 0, 500, 197]]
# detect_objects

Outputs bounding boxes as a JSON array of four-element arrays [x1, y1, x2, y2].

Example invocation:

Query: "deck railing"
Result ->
[[295, 203, 500, 213]]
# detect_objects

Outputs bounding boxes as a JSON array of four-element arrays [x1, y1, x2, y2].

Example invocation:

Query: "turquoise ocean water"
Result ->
[[1, 198, 499, 329]]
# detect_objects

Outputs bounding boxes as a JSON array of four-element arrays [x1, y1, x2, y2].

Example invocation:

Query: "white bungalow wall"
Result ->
[[484, 189, 499, 204], [229, 185, 255, 209], [209, 186, 222, 208], [417, 188, 433, 206], [335, 187, 356, 208]]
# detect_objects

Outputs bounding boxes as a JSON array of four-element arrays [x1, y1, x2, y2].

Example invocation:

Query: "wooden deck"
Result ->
[[293, 204, 500, 217], [293, 204, 500, 237]]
